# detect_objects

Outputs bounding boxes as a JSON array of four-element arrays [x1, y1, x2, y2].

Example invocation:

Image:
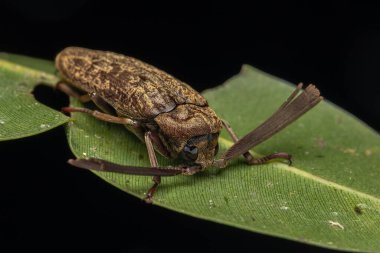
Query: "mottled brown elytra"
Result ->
[[55, 47, 323, 203]]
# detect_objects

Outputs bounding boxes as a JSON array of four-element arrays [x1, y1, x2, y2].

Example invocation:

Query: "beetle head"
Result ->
[[181, 133, 219, 168]]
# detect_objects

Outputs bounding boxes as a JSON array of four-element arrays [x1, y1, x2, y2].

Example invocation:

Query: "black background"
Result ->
[[1, 0, 379, 252]]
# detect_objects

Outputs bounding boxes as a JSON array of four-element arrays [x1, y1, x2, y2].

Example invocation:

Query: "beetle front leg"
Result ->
[[145, 176, 161, 204], [221, 120, 292, 165], [144, 131, 161, 204], [222, 120, 255, 162]]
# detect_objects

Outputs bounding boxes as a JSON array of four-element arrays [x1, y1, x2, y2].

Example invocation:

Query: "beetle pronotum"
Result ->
[[55, 47, 323, 203]]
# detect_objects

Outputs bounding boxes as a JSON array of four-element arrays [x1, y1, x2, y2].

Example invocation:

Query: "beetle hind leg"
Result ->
[[89, 93, 116, 115], [62, 106, 138, 125], [56, 81, 116, 115]]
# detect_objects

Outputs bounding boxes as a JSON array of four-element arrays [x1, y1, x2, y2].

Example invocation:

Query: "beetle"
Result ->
[[55, 47, 323, 203]]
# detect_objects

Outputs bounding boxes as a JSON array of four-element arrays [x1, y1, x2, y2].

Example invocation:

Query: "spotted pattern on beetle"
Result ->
[[56, 47, 208, 119]]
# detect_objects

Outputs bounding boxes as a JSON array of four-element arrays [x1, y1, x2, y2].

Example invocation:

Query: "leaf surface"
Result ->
[[67, 65, 380, 252], [1, 54, 380, 252], [0, 53, 68, 140]]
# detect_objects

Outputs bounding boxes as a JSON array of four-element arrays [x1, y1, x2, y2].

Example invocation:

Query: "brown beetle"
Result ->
[[55, 47, 323, 203]]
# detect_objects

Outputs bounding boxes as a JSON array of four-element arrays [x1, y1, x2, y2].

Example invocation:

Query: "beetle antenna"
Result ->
[[68, 158, 202, 176], [216, 84, 323, 166]]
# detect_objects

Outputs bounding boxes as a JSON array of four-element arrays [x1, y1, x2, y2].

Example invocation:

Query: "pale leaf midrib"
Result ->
[[0, 59, 58, 85], [219, 137, 380, 205]]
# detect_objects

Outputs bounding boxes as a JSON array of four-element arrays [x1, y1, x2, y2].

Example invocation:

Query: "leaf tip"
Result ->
[[240, 64, 253, 75]]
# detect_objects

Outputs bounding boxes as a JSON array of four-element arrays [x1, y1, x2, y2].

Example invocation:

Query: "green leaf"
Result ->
[[1, 54, 380, 252], [67, 65, 380, 252], [0, 53, 69, 140]]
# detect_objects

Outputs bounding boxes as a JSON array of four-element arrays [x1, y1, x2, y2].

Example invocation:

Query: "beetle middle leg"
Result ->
[[221, 120, 292, 165]]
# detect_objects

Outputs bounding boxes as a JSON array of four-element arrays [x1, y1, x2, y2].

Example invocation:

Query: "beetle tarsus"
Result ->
[[144, 175, 161, 204], [287, 155, 293, 166], [246, 152, 292, 166], [144, 196, 154, 204]]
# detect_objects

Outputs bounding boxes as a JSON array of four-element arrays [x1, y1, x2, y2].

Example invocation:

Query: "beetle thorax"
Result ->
[[154, 104, 222, 168]]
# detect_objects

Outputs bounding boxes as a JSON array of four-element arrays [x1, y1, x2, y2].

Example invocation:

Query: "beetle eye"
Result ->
[[182, 145, 198, 161]]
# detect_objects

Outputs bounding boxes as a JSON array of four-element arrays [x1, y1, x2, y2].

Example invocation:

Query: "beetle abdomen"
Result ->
[[56, 47, 207, 119]]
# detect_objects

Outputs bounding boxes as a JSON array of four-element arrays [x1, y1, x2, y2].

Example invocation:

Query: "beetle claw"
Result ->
[[144, 195, 154, 204], [287, 155, 293, 166]]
